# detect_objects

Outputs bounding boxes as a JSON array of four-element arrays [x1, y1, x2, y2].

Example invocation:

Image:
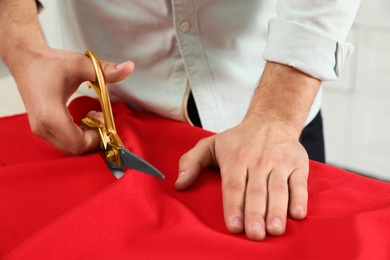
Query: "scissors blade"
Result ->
[[106, 163, 126, 179], [119, 148, 165, 179]]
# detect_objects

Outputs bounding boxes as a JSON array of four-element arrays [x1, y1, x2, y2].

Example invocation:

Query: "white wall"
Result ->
[[322, 0, 390, 181]]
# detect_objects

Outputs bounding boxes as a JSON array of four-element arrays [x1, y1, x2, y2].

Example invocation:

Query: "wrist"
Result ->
[[244, 62, 321, 135], [5, 43, 50, 79]]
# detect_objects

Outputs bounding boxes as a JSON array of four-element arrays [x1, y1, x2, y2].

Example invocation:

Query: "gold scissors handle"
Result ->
[[81, 50, 123, 167], [84, 50, 118, 136], [80, 50, 164, 179]]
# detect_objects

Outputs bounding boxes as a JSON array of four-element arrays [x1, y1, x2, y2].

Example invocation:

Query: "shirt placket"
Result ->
[[171, 0, 225, 131]]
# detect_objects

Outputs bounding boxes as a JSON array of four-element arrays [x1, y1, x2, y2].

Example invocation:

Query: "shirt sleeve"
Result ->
[[263, 0, 361, 81]]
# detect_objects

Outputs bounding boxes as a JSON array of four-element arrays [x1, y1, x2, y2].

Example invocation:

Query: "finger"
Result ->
[[221, 163, 248, 234], [266, 169, 289, 236], [288, 168, 308, 220], [87, 110, 104, 121], [77, 54, 135, 84], [175, 137, 215, 190], [100, 60, 135, 83], [244, 166, 270, 241], [44, 127, 98, 155], [36, 105, 99, 155]]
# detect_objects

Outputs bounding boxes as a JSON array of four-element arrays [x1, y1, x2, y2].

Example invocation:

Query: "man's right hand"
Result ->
[[14, 48, 134, 155], [0, 0, 134, 155]]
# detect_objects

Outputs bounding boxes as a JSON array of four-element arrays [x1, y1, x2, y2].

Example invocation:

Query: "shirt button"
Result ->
[[180, 21, 190, 33]]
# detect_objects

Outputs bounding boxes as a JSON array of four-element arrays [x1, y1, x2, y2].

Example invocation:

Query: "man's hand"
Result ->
[[175, 116, 309, 241], [175, 62, 321, 240], [0, 0, 134, 155], [15, 48, 134, 155]]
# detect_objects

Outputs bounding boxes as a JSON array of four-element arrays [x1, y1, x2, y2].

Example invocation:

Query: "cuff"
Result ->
[[263, 18, 354, 81]]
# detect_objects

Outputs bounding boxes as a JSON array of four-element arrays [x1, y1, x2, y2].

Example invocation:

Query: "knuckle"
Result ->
[[224, 203, 242, 215], [30, 124, 46, 139], [179, 152, 193, 166], [298, 161, 310, 173], [29, 113, 51, 138], [39, 115, 53, 131], [245, 211, 265, 222], [66, 140, 83, 155], [195, 137, 212, 149], [29, 119, 42, 135], [290, 174, 308, 188], [69, 146, 83, 156], [178, 151, 202, 173], [269, 178, 288, 193], [232, 152, 248, 166], [100, 60, 111, 72], [290, 155, 308, 169], [246, 185, 267, 198], [254, 156, 268, 169], [63, 141, 83, 156], [223, 179, 246, 193]]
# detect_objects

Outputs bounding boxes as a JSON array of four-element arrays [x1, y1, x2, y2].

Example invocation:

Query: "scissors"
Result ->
[[81, 50, 165, 179]]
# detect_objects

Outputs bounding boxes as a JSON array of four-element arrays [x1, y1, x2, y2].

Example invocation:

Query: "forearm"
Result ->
[[244, 61, 321, 136], [0, 0, 48, 76]]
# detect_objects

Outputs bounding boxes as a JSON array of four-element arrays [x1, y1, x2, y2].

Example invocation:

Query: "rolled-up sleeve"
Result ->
[[263, 0, 361, 81]]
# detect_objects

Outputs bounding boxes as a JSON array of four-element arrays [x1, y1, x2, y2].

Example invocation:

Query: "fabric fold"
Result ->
[[1, 96, 390, 260]]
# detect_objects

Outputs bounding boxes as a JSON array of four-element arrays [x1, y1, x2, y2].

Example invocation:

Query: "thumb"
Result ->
[[175, 136, 216, 190], [73, 52, 135, 86], [100, 60, 135, 83]]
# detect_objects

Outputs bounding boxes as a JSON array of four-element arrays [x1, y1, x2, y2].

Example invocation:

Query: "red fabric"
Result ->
[[1, 96, 390, 260]]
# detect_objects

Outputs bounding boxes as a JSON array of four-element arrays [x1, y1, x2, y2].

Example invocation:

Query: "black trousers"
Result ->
[[299, 111, 325, 163], [187, 92, 325, 163]]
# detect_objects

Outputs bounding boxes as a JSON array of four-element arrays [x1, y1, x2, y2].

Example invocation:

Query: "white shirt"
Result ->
[[38, 0, 361, 133]]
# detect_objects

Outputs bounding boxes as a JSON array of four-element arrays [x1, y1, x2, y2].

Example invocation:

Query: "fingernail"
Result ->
[[115, 62, 125, 70], [270, 218, 283, 230], [176, 171, 186, 183], [251, 221, 264, 235], [232, 217, 242, 229], [295, 205, 305, 216]]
